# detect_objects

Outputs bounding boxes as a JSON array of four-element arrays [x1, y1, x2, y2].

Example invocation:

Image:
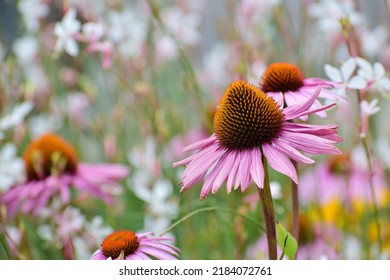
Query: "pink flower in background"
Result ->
[[260, 62, 341, 118], [91, 230, 180, 260], [174, 81, 342, 199], [0, 133, 129, 219], [299, 146, 387, 207]]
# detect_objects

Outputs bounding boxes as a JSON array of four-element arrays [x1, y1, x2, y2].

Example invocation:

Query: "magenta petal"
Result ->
[[272, 138, 314, 164], [283, 87, 321, 119], [238, 149, 252, 192], [263, 143, 298, 183], [212, 151, 235, 193], [266, 92, 284, 107], [280, 131, 341, 154], [139, 246, 177, 260], [90, 250, 107, 260], [133, 251, 152, 260], [182, 134, 217, 152], [226, 151, 240, 193], [250, 147, 264, 188]]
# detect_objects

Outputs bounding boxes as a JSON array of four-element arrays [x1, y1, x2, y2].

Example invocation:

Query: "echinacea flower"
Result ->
[[174, 81, 342, 199], [90, 230, 180, 260], [260, 62, 341, 117], [0, 133, 129, 218]]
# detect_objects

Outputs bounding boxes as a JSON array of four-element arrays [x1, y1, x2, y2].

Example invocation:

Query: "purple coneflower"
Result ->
[[90, 230, 180, 260], [0, 133, 129, 218], [173, 80, 342, 199], [260, 62, 341, 116]]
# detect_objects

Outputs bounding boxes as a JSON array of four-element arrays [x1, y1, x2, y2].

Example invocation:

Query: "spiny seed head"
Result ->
[[101, 230, 139, 259], [214, 81, 284, 150], [260, 62, 304, 93], [23, 133, 79, 181]]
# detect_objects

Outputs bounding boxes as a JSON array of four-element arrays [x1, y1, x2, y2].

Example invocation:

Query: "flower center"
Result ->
[[23, 133, 79, 181], [101, 230, 139, 259], [214, 81, 284, 150], [260, 62, 304, 93], [298, 214, 315, 245]]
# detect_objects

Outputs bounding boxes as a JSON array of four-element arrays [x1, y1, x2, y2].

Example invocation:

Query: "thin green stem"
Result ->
[[258, 155, 278, 260], [160, 206, 264, 237], [291, 161, 300, 248], [0, 233, 12, 259], [361, 135, 382, 255]]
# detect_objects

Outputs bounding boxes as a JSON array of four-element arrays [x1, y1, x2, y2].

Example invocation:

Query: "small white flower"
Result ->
[[0, 143, 24, 191], [355, 58, 390, 96], [325, 58, 367, 91], [18, 0, 49, 32], [54, 8, 81, 57], [0, 101, 34, 131], [360, 99, 380, 116]]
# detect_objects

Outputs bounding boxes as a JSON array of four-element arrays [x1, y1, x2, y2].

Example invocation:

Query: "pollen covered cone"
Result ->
[[102, 230, 139, 259], [23, 133, 79, 181], [214, 81, 284, 150], [261, 62, 304, 93]]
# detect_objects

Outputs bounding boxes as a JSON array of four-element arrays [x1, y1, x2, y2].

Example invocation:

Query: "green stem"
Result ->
[[291, 163, 300, 249], [361, 135, 382, 255], [258, 155, 278, 260], [160, 206, 264, 236]]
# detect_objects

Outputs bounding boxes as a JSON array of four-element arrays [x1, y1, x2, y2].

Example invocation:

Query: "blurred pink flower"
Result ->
[[299, 146, 387, 206], [91, 230, 180, 260], [0, 133, 129, 219], [174, 81, 341, 199]]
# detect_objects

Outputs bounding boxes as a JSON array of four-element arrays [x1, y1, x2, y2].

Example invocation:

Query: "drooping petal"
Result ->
[[263, 143, 298, 183], [280, 131, 341, 155], [182, 134, 217, 152], [212, 151, 236, 193], [226, 151, 241, 193], [272, 138, 315, 164], [235, 149, 252, 192], [249, 147, 264, 188]]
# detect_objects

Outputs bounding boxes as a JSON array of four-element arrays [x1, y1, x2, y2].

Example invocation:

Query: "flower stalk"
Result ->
[[258, 154, 277, 260]]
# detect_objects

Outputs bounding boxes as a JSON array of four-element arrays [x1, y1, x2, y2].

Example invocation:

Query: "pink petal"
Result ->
[[212, 151, 236, 193], [272, 138, 314, 164], [139, 246, 177, 260], [263, 143, 298, 183], [226, 151, 240, 193], [283, 87, 321, 119], [249, 147, 264, 188], [238, 149, 252, 192], [266, 92, 284, 107], [182, 134, 217, 152], [280, 131, 341, 154]]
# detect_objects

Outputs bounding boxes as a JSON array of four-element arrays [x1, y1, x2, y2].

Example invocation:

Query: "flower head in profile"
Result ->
[[90, 230, 180, 260], [0, 133, 129, 218], [260, 62, 341, 118], [174, 81, 342, 199]]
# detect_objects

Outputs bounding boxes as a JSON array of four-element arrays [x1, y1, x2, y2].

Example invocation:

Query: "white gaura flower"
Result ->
[[360, 99, 380, 116], [325, 57, 367, 97], [18, 0, 49, 32], [0, 101, 34, 131], [355, 58, 390, 96], [0, 143, 24, 191], [54, 8, 81, 57]]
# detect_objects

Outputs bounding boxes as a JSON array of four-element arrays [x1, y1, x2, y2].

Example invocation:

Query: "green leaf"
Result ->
[[277, 222, 298, 260]]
